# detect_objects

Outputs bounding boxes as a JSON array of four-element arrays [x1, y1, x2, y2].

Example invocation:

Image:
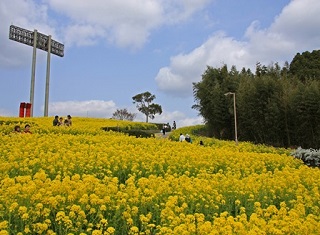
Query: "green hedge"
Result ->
[[101, 127, 156, 138]]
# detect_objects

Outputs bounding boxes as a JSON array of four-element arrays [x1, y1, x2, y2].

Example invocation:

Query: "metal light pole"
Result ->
[[44, 35, 52, 117], [224, 92, 238, 145], [30, 30, 37, 116]]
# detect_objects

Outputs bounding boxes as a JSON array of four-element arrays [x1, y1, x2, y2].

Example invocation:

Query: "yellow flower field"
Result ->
[[0, 117, 319, 234]]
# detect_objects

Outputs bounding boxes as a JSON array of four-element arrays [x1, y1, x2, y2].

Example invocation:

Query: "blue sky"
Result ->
[[1, 0, 319, 127]]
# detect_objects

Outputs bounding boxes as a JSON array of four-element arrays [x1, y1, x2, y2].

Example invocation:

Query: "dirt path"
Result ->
[[155, 132, 171, 139]]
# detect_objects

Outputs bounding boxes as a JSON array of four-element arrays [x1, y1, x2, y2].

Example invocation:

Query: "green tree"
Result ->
[[291, 80, 320, 147], [132, 91, 162, 123], [192, 65, 238, 138], [290, 50, 320, 81], [112, 108, 136, 121], [236, 75, 258, 141], [193, 51, 320, 148]]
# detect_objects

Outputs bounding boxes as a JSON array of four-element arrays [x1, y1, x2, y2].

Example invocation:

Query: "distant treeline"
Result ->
[[193, 50, 320, 148]]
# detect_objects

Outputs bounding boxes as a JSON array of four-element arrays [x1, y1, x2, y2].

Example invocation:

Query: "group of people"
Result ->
[[179, 133, 204, 145], [179, 133, 192, 143], [13, 124, 32, 134], [162, 121, 177, 135], [53, 115, 72, 126]]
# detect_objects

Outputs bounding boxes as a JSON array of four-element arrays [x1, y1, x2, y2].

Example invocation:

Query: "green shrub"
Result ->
[[102, 127, 156, 138]]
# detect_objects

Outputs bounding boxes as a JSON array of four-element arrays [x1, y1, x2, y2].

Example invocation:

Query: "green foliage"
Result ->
[[102, 123, 159, 138], [290, 50, 320, 81], [238, 75, 284, 145], [192, 65, 238, 138], [101, 128, 156, 138], [170, 124, 290, 156], [123, 129, 156, 138], [132, 91, 162, 123], [193, 50, 320, 148]]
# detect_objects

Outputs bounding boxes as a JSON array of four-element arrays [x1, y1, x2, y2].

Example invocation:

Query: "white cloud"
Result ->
[[47, 100, 202, 128], [0, 0, 53, 67], [152, 110, 184, 124], [151, 109, 204, 127], [270, 0, 320, 45], [0, 108, 15, 117], [176, 116, 204, 128], [155, 33, 248, 96], [0, 99, 203, 128], [49, 0, 161, 49], [48, 100, 117, 118], [0, 0, 214, 67], [63, 24, 107, 47], [46, 0, 212, 49], [161, 0, 212, 24], [155, 0, 320, 97]]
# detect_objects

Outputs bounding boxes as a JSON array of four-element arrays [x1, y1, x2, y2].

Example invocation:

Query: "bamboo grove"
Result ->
[[192, 50, 320, 148]]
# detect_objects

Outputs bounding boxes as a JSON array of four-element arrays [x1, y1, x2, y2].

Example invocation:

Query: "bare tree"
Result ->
[[112, 109, 136, 121]]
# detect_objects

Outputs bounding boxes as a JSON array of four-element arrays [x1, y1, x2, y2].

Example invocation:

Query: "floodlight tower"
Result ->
[[9, 25, 64, 117]]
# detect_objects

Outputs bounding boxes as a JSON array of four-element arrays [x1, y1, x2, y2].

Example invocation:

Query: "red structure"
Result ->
[[19, 102, 32, 117], [19, 103, 25, 117], [25, 103, 31, 117]]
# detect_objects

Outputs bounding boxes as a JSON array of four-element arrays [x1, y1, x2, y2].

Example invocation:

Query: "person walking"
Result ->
[[162, 124, 166, 135]]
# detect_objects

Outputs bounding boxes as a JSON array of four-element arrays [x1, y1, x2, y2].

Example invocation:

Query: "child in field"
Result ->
[[24, 124, 32, 134], [13, 125, 21, 133], [59, 117, 64, 126]]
